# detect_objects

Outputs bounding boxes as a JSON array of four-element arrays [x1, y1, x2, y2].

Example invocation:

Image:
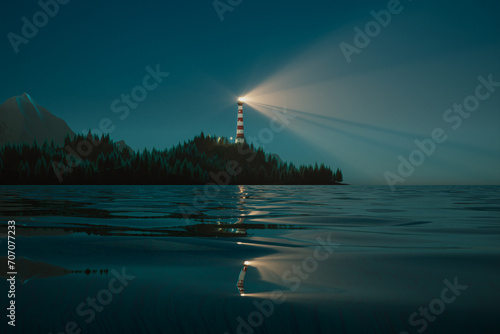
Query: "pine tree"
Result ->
[[335, 168, 343, 182]]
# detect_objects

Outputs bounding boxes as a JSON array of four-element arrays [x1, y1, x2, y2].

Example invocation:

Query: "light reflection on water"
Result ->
[[0, 185, 499, 333]]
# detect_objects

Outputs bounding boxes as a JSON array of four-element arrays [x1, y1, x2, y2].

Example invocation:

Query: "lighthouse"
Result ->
[[235, 97, 245, 144]]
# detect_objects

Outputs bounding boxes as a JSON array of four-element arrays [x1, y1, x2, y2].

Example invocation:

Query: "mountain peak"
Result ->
[[14, 92, 31, 100], [0, 94, 75, 146]]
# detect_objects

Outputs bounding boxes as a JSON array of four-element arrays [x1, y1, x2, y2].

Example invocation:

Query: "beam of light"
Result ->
[[234, 44, 497, 184], [245, 101, 486, 179], [242, 97, 359, 174], [247, 252, 348, 301], [235, 242, 276, 249], [212, 25, 500, 184], [251, 101, 500, 158], [248, 102, 410, 154], [228, 37, 401, 179]]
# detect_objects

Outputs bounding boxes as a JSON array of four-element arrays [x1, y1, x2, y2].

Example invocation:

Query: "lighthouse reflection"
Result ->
[[191, 185, 255, 237], [236, 187, 249, 296], [237, 261, 251, 296]]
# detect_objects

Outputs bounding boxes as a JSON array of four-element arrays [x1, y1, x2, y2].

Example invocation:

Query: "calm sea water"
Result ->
[[1, 185, 499, 333]]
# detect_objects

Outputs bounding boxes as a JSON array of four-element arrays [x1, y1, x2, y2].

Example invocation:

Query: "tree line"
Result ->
[[0, 132, 343, 185]]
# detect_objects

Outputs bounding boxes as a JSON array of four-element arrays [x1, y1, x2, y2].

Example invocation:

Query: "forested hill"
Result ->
[[0, 132, 344, 185]]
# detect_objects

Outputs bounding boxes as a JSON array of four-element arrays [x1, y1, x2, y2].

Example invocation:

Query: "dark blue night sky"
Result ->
[[1, 0, 499, 184]]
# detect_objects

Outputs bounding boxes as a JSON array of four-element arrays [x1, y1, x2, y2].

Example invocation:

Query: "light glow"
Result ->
[[238, 96, 246, 102]]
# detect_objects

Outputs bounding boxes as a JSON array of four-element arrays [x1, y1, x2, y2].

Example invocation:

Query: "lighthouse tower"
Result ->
[[235, 97, 245, 144]]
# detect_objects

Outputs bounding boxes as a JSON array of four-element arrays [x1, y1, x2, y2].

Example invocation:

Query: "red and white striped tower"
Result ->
[[235, 97, 245, 144]]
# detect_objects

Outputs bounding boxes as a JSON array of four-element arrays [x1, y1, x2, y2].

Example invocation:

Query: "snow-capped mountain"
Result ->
[[0, 93, 75, 146]]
